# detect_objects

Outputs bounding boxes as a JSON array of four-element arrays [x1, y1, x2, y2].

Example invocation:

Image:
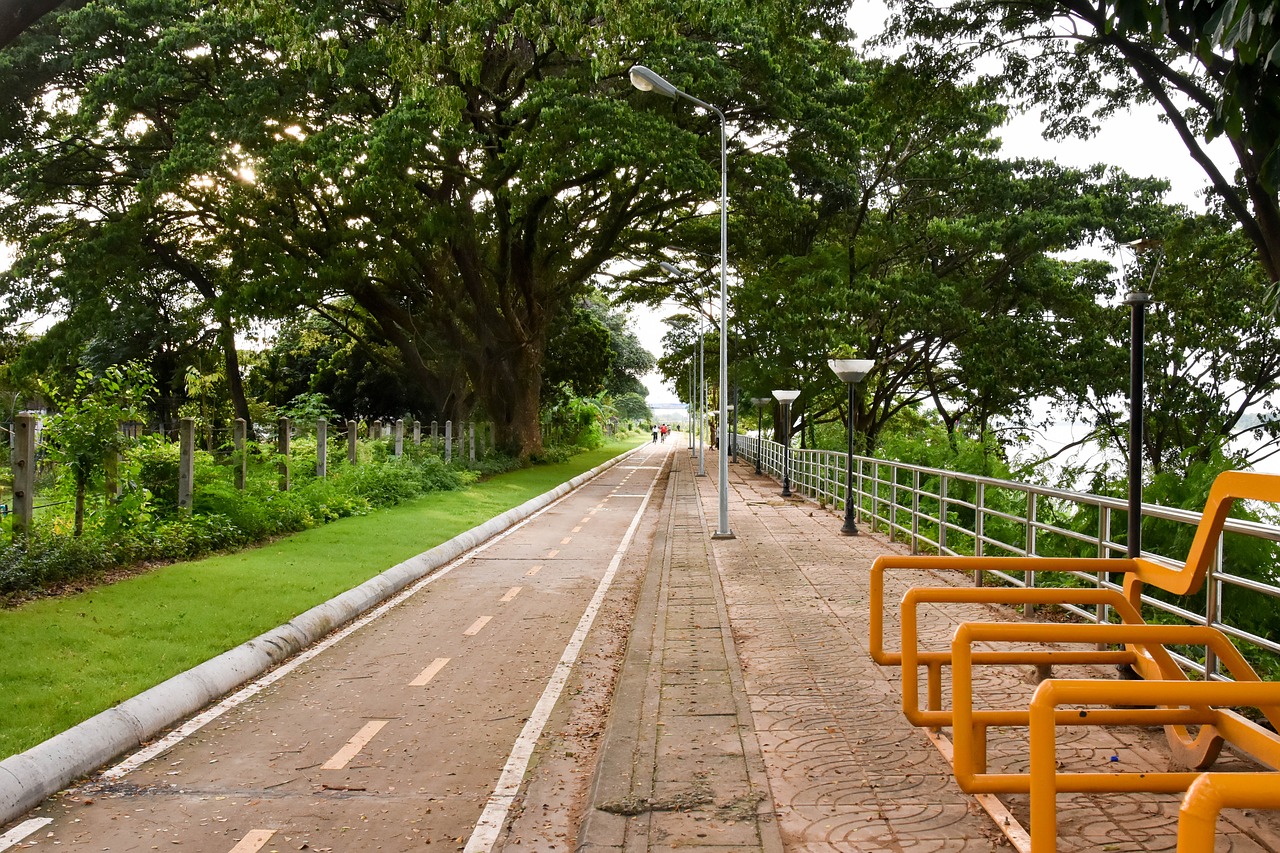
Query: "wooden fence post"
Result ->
[[394, 419, 404, 458], [277, 417, 291, 491], [317, 417, 328, 478], [11, 413, 34, 536], [233, 418, 247, 490], [178, 417, 195, 514], [347, 419, 357, 465]]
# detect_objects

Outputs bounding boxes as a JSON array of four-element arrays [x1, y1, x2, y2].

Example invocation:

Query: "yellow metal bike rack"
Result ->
[[1027, 679, 1280, 852], [1177, 773, 1280, 852]]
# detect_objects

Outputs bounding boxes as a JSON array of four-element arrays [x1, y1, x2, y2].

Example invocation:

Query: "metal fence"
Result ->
[[737, 432, 1280, 679]]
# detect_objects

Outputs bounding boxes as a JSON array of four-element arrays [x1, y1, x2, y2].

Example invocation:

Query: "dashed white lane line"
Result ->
[[463, 450, 665, 853], [228, 829, 277, 853], [560, 536, 572, 544], [500, 587, 522, 603], [321, 720, 389, 770], [464, 615, 493, 636], [525, 565, 542, 576], [546, 549, 560, 558], [0, 818, 52, 851], [94, 448, 633, 783], [410, 657, 451, 687]]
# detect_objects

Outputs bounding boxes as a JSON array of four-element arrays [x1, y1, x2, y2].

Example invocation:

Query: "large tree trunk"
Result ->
[[481, 344, 545, 459]]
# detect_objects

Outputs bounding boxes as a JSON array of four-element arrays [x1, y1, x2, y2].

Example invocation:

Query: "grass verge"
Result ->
[[0, 440, 642, 760]]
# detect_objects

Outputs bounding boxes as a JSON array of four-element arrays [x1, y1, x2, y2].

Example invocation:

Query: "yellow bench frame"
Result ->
[[1177, 772, 1280, 852]]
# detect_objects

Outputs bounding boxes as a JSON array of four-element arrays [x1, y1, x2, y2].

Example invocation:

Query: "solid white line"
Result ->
[[0, 818, 52, 850], [463, 615, 493, 636], [321, 720, 388, 770], [410, 657, 450, 687], [463, 453, 664, 853], [97, 455, 633, 782], [228, 829, 277, 853]]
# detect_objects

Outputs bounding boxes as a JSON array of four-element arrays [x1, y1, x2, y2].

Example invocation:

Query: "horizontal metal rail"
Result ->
[[736, 432, 1280, 678]]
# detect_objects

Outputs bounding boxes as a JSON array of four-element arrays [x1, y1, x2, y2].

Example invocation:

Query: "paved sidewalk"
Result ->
[[577, 446, 1280, 852]]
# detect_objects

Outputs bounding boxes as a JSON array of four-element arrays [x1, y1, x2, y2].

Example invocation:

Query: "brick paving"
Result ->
[[578, 445, 1280, 851]]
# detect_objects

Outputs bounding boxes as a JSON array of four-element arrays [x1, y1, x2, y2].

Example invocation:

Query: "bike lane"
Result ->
[[4, 442, 672, 852]]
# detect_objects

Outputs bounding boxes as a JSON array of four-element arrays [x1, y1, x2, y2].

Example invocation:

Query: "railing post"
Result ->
[[974, 482, 986, 585], [1205, 533, 1224, 678], [317, 418, 328, 478], [395, 419, 404, 458], [233, 418, 247, 490], [277, 416, 291, 491], [347, 419, 358, 465], [178, 417, 195, 514], [11, 413, 35, 537], [911, 469, 921, 556], [939, 475, 949, 554], [1025, 492, 1038, 617]]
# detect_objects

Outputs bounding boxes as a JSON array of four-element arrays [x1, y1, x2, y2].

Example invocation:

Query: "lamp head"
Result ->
[[658, 261, 685, 277], [630, 66, 679, 99], [772, 389, 801, 404]]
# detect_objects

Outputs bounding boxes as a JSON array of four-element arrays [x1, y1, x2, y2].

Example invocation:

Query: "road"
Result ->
[[2, 440, 675, 852]]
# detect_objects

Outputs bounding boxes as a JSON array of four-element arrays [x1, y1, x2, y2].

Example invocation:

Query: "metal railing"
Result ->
[[737, 432, 1280, 679]]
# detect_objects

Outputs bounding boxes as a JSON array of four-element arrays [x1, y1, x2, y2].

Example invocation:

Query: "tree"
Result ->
[[1078, 213, 1280, 476], [887, 0, 1280, 281], [42, 364, 151, 536]]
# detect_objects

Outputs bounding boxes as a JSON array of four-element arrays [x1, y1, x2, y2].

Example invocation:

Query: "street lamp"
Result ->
[[751, 397, 769, 475], [632, 64, 732, 539], [773, 389, 800, 498], [1121, 238, 1163, 559], [829, 358, 875, 535]]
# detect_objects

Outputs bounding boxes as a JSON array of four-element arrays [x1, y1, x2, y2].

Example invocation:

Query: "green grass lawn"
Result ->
[[0, 440, 642, 760]]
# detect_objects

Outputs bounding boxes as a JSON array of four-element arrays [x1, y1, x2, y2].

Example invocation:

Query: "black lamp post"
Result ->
[[751, 397, 768, 476], [773, 389, 800, 498], [829, 358, 875, 536], [1122, 238, 1162, 558], [727, 403, 736, 463]]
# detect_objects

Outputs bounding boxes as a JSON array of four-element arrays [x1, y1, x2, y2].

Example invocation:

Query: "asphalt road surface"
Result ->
[[3, 441, 674, 852]]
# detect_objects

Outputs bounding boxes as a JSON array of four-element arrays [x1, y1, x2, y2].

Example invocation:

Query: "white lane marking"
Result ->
[[228, 829, 277, 853], [525, 565, 542, 576], [0, 818, 52, 850], [410, 657, 451, 686], [546, 549, 560, 558], [321, 720, 389, 770], [464, 452, 665, 853], [463, 615, 493, 636], [500, 587, 522, 603], [96, 446, 646, 782], [560, 536, 572, 544]]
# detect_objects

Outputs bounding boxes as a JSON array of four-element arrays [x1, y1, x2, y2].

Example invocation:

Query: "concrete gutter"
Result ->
[[0, 445, 639, 828]]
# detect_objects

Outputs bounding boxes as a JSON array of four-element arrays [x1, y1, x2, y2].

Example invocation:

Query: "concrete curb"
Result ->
[[0, 445, 639, 828]]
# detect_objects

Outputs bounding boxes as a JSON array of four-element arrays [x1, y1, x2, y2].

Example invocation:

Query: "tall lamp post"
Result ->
[[1122, 238, 1163, 559], [632, 64, 732, 539], [773, 390, 800, 498], [751, 397, 769, 475], [829, 358, 875, 536]]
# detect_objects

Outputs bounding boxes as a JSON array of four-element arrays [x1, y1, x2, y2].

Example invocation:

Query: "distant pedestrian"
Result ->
[[651, 424, 659, 443]]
